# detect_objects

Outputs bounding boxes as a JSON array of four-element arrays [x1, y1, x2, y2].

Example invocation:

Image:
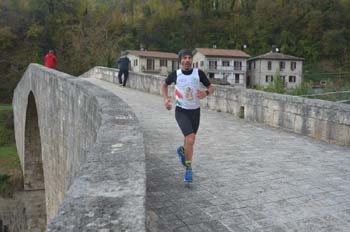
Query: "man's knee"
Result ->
[[185, 133, 196, 146]]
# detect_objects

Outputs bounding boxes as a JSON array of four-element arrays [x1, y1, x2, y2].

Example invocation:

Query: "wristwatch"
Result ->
[[205, 90, 210, 96]]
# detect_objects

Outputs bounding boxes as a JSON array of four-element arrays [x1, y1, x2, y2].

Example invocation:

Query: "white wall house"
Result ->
[[126, 50, 178, 75], [247, 51, 304, 88], [193, 48, 251, 87]]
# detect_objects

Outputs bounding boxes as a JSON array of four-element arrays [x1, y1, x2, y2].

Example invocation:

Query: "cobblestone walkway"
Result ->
[[86, 78, 350, 232]]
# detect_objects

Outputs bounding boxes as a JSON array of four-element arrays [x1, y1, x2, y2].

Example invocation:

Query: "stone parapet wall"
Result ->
[[13, 64, 146, 231], [0, 191, 46, 232], [86, 66, 350, 146], [0, 195, 26, 232]]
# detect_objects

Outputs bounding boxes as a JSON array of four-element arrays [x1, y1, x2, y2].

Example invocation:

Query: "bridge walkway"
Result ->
[[85, 77, 350, 232]]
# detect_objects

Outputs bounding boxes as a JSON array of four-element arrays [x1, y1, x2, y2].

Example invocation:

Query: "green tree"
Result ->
[[1, 0, 350, 103], [265, 71, 285, 94], [0, 26, 17, 49]]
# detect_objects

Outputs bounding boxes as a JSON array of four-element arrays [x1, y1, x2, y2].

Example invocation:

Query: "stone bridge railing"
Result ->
[[83, 66, 350, 146], [13, 64, 146, 231]]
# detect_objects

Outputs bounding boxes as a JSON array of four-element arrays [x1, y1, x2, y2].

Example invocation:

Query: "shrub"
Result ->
[[290, 81, 313, 96], [265, 71, 285, 94]]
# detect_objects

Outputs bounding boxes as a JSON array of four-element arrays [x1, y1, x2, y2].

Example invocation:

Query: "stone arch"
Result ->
[[24, 91, 45, 190]]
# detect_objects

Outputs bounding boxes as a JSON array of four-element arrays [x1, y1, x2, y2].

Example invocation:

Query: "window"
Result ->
[[235, 74, 240, 83], [267, 61, 271, 70], [222, 60, 230, 67], [265, 75, 273, 83], [279, 61, 285, 70], [281, 76, 286, 87], [160, 59, 167, 67], [196, 62, 198, 68], [223, 73, 229, 81], [172, 61, 177, 71], [200, 61, 204, 67], [248, 62, 251, 70], [147, 59, 154, 70], [209, 60, 217, 70], [253, 61, 256, 69], [234, 61, 242, 71], [209, 73, 215, 78], [134, 59, 138, 66], [291, 62, 296, 71], [289, 76, 296, 82]]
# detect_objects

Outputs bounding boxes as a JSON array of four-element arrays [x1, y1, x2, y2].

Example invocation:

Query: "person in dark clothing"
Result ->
[[117, 51, 130, 87]]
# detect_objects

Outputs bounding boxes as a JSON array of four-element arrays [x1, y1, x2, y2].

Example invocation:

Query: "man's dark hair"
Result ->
[[178, 49, 192, 61]]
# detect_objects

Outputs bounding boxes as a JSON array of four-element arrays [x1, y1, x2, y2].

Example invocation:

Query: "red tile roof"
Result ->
[[126, 50, 178, 59], [194, 48, 250, 58], [249, 51, 304, 61]]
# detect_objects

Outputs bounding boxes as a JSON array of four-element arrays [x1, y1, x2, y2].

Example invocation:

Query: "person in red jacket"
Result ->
[[44, 50, 57, 68]]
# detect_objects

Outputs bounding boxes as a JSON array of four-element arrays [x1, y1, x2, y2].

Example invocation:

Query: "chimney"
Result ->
[[272, 45, 279, 53], [213, 44, 217, 49], [140, 43, 145, 51]]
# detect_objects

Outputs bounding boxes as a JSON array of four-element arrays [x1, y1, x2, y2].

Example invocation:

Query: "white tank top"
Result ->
[[175, 68, 200, 110]]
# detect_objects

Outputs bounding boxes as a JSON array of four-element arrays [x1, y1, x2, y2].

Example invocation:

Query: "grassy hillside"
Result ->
[[0, 105, 22, 197]]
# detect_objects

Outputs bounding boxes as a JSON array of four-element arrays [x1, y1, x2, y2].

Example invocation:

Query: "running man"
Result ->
[[161, 49, 214, 183]]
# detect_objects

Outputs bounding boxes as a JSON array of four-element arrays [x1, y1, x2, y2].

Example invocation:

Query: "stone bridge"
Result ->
[[12, 64, 350, 231]]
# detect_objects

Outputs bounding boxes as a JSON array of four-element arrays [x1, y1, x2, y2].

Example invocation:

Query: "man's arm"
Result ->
[[161, 71, 176, 110], [161, 81, 169, 99], [197, 84, 214, 99], [206, 85, 214, 95], [197, 70, 215, 99], [161, 81, 172, 110]]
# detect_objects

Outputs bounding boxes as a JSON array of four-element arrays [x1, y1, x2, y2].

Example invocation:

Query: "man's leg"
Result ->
[[183, 133, 195, 183], [123, 70, 129, 87], [184, 133, 196, 165], [175, 108, 193, 166], [175, 108, 198, 182], [118, 70, 123, 85]]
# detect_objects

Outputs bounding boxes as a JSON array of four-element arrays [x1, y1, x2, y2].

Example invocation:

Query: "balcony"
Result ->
[[141, 66, 160, 73], [207, 65, 244, 72]]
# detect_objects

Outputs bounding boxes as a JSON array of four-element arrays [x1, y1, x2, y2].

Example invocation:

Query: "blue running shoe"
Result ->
[[184, 168, 193, 183], [177, 146, 186, 167]]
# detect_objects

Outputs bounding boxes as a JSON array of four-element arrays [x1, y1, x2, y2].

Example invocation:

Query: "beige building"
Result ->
[[192, 48, 251, 87], [126, 50, 178, 75], [247, 51, 304, 88]]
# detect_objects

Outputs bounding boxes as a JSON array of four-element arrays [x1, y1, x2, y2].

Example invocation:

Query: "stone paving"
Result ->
[[85, 78, 350, 232]]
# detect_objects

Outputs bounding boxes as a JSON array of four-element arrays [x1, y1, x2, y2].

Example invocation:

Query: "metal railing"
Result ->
[[301, 91, 350, 102]]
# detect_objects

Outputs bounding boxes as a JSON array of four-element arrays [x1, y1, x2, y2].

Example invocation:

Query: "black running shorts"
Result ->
[[175, 106, 200, 136]]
